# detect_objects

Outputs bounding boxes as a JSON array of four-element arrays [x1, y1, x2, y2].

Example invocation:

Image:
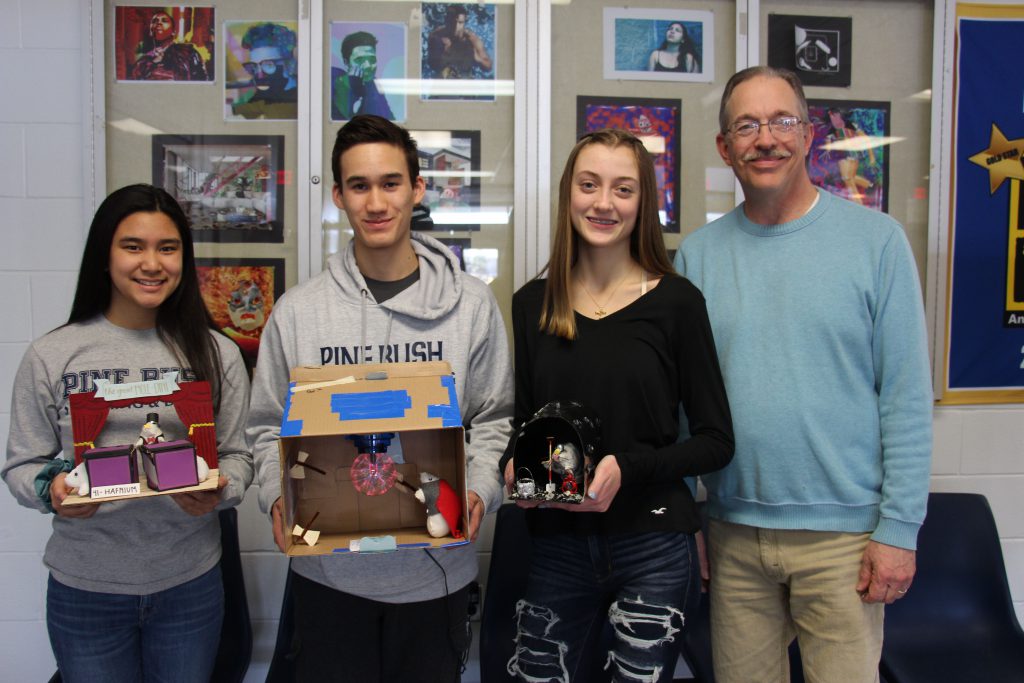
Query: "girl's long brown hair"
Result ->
[[540, 129, 675, 340]]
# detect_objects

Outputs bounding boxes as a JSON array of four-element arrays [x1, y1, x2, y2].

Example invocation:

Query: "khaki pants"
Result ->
[[708, 519, 883, 683]]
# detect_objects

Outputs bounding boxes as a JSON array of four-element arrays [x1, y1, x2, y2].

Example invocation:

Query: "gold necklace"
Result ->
[[577, 267, 634, 318]]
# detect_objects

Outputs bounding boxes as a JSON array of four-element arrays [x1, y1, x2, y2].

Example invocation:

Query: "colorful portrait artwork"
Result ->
[[197, 258, 285, 366], [409, 130, 482, 231], [224, 20, 299, 121], [807, 100, 891, 212], [114, 6, 215, 82], [577, 96, 682, 232], [420, 3, 497, 101], [330, 22, 407, 122], [603, 8, 714, 83], [152, 134, 285, 243]]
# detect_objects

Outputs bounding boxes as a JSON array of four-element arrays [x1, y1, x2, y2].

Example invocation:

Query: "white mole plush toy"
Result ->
[[64, 462, 90, 497], [413, 472, 463, 538]]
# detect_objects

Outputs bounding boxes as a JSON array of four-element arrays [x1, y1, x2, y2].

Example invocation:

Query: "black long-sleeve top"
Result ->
[[499, 276, 734, 536]]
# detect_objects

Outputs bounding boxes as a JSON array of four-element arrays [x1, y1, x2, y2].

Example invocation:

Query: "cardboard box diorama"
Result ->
[[278, 361, 468, 556], [509, 400, 601, 504], [62, 374, 219, 505]]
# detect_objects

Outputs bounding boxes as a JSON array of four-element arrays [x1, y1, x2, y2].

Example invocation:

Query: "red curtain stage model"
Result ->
[[69, 381, 218, 468]]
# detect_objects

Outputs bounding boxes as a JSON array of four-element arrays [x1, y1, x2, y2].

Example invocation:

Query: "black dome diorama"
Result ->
[[510, 400, 601, 504]]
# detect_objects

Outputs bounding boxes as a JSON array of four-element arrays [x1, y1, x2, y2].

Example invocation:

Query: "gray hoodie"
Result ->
[[247, 231, 513, 603]]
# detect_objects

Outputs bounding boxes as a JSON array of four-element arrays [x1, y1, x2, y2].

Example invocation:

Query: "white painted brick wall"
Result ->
[[1, 0, 86, 679], [0, 3, 1020, 681]]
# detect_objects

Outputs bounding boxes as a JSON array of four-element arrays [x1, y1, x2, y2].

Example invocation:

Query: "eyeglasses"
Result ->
[[243, 59, 284, 76], [727, 116, 805, 139]]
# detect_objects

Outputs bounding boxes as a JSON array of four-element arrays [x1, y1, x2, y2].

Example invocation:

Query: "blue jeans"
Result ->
[[507, 531, 698, 683], [47, 565, 224, 683]]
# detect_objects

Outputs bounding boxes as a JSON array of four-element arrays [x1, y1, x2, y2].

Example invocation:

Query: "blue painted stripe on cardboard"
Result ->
[[330, 390, 412, 421], [280, 382, 304, 436], [427, 375, 461, 427]]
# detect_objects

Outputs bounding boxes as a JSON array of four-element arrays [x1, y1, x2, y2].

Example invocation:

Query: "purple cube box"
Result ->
[[83, 445, 138, 488], [141, 439, 199, 491]]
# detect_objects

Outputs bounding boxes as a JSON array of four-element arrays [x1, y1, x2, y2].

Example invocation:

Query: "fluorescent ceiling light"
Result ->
[[639, 136, 666, 155], [109, 118, 164, 136], [821, 135, 905, 152], [432, 206, 512, 225], [421, 170, 496, 180], [379, 78, 514, 97]]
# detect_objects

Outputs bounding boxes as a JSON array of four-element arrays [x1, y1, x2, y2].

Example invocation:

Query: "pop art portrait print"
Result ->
[[114, 6, 214, 82], [330, 21, 407, 122], [224, 20, 298, 120]]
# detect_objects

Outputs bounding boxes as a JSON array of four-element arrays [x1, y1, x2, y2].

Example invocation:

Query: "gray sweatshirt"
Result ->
[[248, 231, 513, 603], [2, 316, 253, 594]]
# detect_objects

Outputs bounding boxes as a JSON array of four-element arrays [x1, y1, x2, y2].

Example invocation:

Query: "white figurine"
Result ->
[[64, 462, 90, 497]]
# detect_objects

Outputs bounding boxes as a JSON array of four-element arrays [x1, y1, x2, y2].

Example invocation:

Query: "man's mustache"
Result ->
[[741, 149, 793, 162]]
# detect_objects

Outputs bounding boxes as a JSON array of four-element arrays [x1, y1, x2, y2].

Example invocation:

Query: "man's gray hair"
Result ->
[[718, 66, 809, 134]]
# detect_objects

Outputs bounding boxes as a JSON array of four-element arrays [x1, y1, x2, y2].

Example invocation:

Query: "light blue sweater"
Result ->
[[676, 189, 932, 550]]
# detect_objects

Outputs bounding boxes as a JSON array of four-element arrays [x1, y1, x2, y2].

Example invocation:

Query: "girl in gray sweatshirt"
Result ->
[[3, 185, 252, 682]]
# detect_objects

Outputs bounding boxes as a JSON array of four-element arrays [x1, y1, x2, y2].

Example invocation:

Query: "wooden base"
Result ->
[[61, 469, 220, 506]]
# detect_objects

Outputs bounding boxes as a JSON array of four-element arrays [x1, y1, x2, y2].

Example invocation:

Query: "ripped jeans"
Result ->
[[507, 531, 698, 683]]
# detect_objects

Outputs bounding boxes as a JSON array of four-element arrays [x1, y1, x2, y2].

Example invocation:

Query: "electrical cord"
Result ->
[[424, 549, 471, 681]]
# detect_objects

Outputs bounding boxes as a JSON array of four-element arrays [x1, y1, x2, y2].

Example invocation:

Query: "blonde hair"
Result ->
[[540, 129, 674, 340]]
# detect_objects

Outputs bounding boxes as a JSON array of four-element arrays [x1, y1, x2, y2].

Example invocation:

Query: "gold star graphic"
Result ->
[[969, 123, 1024, 194]]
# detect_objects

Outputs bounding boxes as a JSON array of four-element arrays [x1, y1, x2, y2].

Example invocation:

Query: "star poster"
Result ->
[[943, 6, 1024, 403]]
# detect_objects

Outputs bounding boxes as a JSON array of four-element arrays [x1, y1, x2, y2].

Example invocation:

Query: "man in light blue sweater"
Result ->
[[675, 66, 933, 683]]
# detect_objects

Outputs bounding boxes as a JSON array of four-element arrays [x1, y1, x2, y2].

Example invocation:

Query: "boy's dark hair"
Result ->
[[331, 115, 420, 189], [340, 31, 377, 65]]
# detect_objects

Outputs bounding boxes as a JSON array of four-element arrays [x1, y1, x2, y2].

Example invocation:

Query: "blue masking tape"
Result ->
[[426, 375, 461, 427], [331, 390, 412, 421], [280, 382, 304, 436]]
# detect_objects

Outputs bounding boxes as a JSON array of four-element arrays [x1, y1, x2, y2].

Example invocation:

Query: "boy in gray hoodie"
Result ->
[[247, 115, 513, 681]]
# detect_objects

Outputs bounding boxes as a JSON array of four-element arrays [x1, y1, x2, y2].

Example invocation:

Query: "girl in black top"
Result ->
[[648, 22, 701, 73], [499, 129, 733, 682]]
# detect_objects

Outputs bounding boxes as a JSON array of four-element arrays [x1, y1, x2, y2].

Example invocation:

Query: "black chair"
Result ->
[[678, 587, 714, 682], [479, 504, 533, 683], [879, 492, 1024, 683], [211, 507, 253, 683], [266, 563, 297, 683]]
